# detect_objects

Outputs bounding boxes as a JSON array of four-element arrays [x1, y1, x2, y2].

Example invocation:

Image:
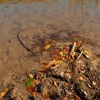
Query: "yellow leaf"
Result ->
[[44, 44, 51, 50], [83, 50, 89, 54], [56, 59, 63, 65], [0, 88, 8, 97]]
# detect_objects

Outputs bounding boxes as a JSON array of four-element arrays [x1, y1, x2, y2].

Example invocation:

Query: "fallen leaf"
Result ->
[[92, 81, 97, 86], [59, 52, 64, 56], [52, 57, 58, 61], [44, 44, 51, 51], [0, 88, 8, 97], [65, 82, 70, 87], [75, 95, 81, 100], [42, 92, 49, 99], [49, 60, 56, 66], [78, 76, 84, 81], [28, 72, 34, 78], [83, 50, 89, 55], [44, 41, 49, 46], [42, 62, 48, 66], [76, 41, 82, 46], [54, 81, 59, 87], [27, 86, 35, 93], [77, 34, 83, 38], [66, 69, 72, 73], [26, 77, 34, 87], [56, 59, 63, 65], [54, 50, 60, 55], [72, 34, 77, 37], [32, 91, 39, 97]]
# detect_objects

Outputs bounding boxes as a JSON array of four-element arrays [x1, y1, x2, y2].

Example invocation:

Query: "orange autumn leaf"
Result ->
[[72, 34, 77, 37], [53, 57, 58, 61], [77, 34, 83, 38], [42, 92, 49, 99], [26, 86, 35, 93], [43, 41, 49, 46], [54, 50, 60, 55], [63, 49, 67, 52], [65, 82, 70, 87], [78, 76, 84, 81], [32, 91, 39, 97], [42, 62, 48, 66], [76, 95, 81, 100], [76, 41, 82, 46], [44, 44, 51, 51]]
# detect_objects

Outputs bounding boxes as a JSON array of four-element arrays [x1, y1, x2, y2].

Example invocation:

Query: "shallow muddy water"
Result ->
[[0, 0, 100, 38], [0, 1, 100, 99]]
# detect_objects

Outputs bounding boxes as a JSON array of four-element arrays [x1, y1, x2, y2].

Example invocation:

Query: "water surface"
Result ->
[[0, 0, 100, 44]]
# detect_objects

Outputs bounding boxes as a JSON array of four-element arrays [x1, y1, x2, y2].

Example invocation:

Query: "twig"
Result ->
[[51, 64, 60, 69], [71, 42, 76, 53], [76, 51, 83, 61], [70, 42, 76, 59], [79, 47, 89, 59], [82, 52, 89, 59], [76, 48, 89, 62], [17, 33, 34, 53]]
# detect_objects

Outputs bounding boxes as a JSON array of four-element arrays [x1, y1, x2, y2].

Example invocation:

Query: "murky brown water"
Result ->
[[0, 1, 100, 99], [0, 0, 100, 41]]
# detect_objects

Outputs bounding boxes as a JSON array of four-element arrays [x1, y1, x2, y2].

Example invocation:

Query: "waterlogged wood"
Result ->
[[17, 33, 34, 53]]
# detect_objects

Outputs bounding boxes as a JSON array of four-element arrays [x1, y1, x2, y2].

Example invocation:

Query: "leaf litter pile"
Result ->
[[1, 33, 100, 100]]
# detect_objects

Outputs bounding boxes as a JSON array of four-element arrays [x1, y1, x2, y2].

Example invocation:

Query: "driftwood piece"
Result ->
[[79, 47, 89, 59], [71, 42, 76, 53], [76, 51, 83, 61], [17, 33, 34, 53], [70, 42, 76, 59], [76, 47, 89, 62]]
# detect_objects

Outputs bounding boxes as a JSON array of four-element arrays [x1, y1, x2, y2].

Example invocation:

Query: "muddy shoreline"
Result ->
[[0, 0, 100, 100], [0, 26, 100, 100]]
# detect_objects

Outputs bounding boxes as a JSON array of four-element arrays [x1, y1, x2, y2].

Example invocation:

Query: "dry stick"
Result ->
[[82, 52, 89, 59], [76, 50, 89, 62], [51, 64, 60, 69], [76, 51, 83, 61], [70, 42, 76, 59], [71, 42, 76, 54], [17, 33, 34, 53]]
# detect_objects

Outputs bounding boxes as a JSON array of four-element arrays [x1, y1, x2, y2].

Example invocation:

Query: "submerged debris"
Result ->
[[24, 36, 100, 100]]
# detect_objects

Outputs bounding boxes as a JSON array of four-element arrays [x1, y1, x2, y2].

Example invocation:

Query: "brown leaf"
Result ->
[[75, 95, 81, 100], [72, 34, 77, 37], [27, 86, 35, 93], [53, 57, 58, 61], [42, 62, 48, 66], [78, 76, 84, 81], [44, 44, 51, 51], [76, 41, 82, 46], [32, 91, 39, 97], [43, 41, 49, 46], [64, 82, 70, 87], [42, 92, 49, 99], [54, 50, 60, 55], [77, 34, 83, 38]]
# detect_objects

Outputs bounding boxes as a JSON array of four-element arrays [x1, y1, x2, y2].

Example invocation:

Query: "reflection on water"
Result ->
[[0, 0, 58, 4], [69, 0, 100, 17], [0, 0, 100, 45]]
